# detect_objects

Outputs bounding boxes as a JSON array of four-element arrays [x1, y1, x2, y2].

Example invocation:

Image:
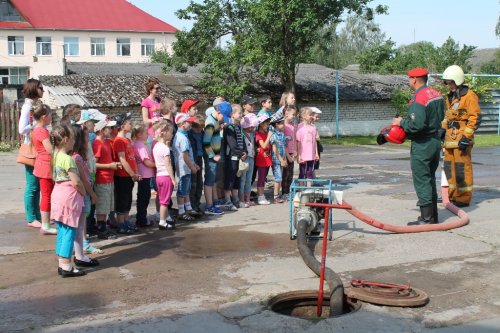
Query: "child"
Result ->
[[202, 101, 226, 215], [181, 99, 200, 117], [255, 114, 273, 205], [223, 104, 247, 209], [282, 105, 298, 199], [50, 125, 86, 277], [32, 103, 57, 235], [188, 115, 205, 215], [257, 95, 273, 117], [296, 107, 319, 187], [153, 122, 176, 230], [70, 125, 100, 267], [269, 115, 287, 204], [113, 116, 140, 234], [239, 113, 258, 207], [93, 119, 120, 240], [173, 113, 199, 221], [310, 107, 323, 177], [132, 124, 156, 227], [59, 104, 81, 126], [241, 95, 258, 115]]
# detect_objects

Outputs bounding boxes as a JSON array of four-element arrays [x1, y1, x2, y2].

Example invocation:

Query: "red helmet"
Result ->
[[376, 125, 406, 145]]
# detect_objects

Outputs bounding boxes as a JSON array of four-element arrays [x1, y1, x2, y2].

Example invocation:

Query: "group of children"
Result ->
[[22, 76, 324, 278]]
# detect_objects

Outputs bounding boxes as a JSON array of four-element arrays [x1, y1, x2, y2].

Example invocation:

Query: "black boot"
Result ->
[[432, 200, 439, 224], [408, 205, 436, 225]]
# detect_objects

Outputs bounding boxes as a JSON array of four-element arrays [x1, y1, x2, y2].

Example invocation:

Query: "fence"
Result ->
[[478, 88, 500, 135], [0, 103, 21, 145]]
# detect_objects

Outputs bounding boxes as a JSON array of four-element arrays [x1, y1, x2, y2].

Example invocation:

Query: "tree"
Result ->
[[358, 37, 476, 74], [153, 0, 386, 98], [312, 15, 386, 69]]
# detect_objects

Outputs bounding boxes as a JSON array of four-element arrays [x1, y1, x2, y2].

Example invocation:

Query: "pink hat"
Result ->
[[256, 113, 271, 125], [241, 113, 258, 129]]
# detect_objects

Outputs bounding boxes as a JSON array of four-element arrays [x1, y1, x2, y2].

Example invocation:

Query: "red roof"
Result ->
[[6, 0, 177, 33]]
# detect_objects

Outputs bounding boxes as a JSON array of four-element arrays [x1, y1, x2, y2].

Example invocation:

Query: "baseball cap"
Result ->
[[180, 99, 200, 113], [270, 113, 284, 124], [76, 110, 100, 124], [218, 101, 232, 124], [112, 112, 132, 127], [175, 113, 197, 125], [310, 107, 322, 114], [94, 119, 117, 132], [241, 95, 257, 105]]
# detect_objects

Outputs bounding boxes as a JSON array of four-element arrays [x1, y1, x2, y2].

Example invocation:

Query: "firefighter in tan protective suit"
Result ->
[[441, 65, 481, 207]]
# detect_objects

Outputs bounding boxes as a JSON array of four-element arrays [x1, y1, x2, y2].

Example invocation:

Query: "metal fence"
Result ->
[[478, 88, 500, 135], [0, 103, 21, 145]]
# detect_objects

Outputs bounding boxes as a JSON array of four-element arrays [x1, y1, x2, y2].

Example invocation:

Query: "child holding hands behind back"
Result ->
[[296, 107, 319, 187]]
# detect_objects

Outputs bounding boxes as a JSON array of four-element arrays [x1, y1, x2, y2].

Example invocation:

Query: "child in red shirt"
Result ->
[[255, 114, 272, 205]]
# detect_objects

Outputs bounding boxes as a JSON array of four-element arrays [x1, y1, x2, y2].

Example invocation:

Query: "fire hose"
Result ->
[[343, 186, 469, 233]]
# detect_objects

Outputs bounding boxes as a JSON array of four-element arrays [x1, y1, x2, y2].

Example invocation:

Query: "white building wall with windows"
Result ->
[[0, 30, 175, 80]]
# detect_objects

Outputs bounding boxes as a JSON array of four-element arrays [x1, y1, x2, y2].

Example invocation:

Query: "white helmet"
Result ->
[[442, 65, 465, 86]]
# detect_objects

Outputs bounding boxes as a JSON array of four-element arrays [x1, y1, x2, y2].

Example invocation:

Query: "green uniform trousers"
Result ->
[[410, 137, 441, 207]]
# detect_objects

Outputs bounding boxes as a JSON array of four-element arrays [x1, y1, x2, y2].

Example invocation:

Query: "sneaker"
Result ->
[[97, 229, 117, 240], [258, 198, 271, 205], [280, 194, 290, 202], [239, 201, 249, 209], [204, 205, 224, 215], [213, 199, 226, 207], [246, 201, 256, 207], [226, 202, 238, 211], [84, 244, 104, 254], [273, 197, 284, 204]]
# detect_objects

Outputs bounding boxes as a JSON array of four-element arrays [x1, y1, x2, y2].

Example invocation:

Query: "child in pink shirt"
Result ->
[[282, 105, 298, 198], [296, 107, 319, 187], [132, 124, 156, 227]]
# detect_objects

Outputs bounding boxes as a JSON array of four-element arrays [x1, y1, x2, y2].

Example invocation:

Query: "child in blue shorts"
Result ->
[[269, 115, 287, 204], [173, 113, 199, 221]]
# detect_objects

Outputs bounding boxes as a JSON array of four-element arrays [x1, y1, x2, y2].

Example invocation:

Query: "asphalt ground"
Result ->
[[0, 144, 499, 332]]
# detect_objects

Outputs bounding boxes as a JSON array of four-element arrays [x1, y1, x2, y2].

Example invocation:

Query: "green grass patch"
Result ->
[[0, 142, 16, 152], [322, 134, 500, 148]]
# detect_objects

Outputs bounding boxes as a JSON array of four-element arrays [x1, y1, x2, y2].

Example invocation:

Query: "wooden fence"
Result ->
[[0, 103, 21, 145]]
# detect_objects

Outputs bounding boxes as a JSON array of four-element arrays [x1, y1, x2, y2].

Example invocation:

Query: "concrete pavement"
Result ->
[[0, 144, 499, 332]]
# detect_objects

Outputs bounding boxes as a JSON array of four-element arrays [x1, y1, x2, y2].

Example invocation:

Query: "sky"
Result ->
[[129, 0, 499, 49]]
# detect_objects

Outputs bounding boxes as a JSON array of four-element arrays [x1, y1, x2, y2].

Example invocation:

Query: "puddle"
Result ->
[[336, 182, 372, 187], [174, 228, 290, 259]]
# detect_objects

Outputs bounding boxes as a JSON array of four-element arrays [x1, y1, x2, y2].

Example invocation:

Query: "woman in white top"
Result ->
[[18, 79, 44, 228]]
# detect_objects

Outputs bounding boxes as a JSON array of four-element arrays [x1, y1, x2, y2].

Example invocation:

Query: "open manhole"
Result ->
[[268, 290, 360, 319]]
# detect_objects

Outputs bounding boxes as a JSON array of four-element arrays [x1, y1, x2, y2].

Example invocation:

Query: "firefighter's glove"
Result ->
[[438, 128, 446, 141], [458, 136, 471, 152]]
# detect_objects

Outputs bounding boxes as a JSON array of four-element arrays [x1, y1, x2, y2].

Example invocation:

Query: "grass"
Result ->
[[0, 142, 16, 152], [322, 134, 500, 148]]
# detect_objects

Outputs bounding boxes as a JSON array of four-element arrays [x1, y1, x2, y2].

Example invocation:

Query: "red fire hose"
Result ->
[[343, 186, 469, 233], [306, 187, 469, 316]]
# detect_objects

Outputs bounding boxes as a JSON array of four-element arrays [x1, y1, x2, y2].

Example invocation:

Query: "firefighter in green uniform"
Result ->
[[393, 68, 445, 225]]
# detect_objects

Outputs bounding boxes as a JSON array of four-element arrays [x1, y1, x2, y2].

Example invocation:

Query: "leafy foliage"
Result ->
[[358, 37, 476, 74], [150, 0, 386, 99], [312, 15, 386, 69], [390, 87, 412, 116]]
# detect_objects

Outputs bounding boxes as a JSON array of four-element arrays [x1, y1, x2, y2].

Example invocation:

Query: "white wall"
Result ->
[[0, 29, 175, 77]]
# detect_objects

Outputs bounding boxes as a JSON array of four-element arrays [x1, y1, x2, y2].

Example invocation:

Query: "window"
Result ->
[[9, 68, 28, 84], [8, 36, 24, 55], [0, 69, 8, 85], [63, 37, 79, 56], [36, 37, 52, 55], [141, 38, 154, 56], [91, 37, 105, 56], [116, 38, 131, 56]]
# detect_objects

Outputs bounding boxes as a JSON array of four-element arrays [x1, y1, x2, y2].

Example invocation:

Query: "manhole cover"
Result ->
[[345, 280, 429, 307], [268, 290, 360, 319]]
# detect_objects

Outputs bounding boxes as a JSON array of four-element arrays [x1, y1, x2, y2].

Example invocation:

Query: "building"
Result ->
[[0, 0, 177, 87]]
